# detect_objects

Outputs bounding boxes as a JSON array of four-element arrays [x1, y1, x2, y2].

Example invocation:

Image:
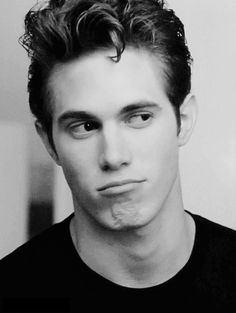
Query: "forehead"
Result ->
[[48, 48, 169, 118]]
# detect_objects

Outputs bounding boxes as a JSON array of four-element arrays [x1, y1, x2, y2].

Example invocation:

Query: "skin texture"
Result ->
[[37, 47, 197, 287]]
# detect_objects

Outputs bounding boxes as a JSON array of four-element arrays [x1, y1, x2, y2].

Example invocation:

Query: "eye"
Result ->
[[68, 120, 100, 138], [126, 112, 153, 128]]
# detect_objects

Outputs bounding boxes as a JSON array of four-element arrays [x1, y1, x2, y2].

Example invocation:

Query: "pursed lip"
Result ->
[[97, 179, 145, 192]]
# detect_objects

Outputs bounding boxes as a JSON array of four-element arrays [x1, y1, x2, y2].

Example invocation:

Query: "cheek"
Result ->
[[133, 123, 179, 191], [143, 145, 178, 183], [55, 139, 97, 189], [133, 122, 178, 167]]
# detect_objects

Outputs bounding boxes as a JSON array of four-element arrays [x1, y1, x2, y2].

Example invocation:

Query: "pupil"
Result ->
[[84, 122, 93, 131], [142, 114, 149, 121]]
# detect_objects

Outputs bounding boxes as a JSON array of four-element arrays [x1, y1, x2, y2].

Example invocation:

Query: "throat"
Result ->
[[70, 211, 195, 289]]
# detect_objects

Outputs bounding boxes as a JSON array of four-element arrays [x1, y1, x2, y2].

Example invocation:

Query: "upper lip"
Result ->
[[97, 179, 145, 191]]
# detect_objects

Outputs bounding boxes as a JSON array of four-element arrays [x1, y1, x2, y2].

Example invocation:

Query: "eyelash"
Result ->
[[68, 121, 100, 138], [67, 112, 154, 138], [126, 112, 153, 128]]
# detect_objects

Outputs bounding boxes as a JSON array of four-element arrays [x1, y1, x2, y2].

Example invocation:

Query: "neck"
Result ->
[[70, 178, 195, 288]]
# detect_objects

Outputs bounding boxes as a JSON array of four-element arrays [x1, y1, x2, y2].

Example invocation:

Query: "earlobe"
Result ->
[[35, 121, 61, 166], [178, 94, 197, 147]]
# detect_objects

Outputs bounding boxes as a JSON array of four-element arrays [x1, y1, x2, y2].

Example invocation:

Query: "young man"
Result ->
[[1, 0, 236, 312]]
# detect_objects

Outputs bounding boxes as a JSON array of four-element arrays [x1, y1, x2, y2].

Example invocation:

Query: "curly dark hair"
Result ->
[[20, 0, 192, 146]]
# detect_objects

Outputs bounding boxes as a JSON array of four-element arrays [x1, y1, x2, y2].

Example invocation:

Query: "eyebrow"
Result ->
[[119, 101, 161, 116], [57, 101, 161, 125], [57, 111, 98, 125]]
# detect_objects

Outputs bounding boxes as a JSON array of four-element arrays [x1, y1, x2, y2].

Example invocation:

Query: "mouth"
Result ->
[[97, 179, 145, 196]]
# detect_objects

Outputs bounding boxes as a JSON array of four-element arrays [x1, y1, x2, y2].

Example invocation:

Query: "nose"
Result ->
[[99, 122, 132, 171]]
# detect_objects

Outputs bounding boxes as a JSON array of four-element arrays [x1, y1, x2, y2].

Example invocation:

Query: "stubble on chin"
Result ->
[[110, 201, 141, 229]]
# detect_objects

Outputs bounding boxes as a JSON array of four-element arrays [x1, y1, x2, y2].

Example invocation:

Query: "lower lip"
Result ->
[[98, 182, 142, 197]]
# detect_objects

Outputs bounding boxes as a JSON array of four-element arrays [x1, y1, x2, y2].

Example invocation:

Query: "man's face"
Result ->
[[48, 48, 181, 230]]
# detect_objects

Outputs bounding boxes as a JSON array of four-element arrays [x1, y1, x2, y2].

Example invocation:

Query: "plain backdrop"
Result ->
[[0, 0, 236, 258]]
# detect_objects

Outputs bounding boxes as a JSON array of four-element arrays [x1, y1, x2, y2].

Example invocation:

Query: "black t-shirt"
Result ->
[[0, 211, 236, 312]]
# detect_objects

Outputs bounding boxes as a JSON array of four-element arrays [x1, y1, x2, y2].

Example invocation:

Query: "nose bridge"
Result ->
[[99, 121, 131, 170]]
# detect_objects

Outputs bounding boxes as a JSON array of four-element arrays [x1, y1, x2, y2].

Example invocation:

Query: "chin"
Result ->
[[103, 220, 146, 232], [99, 206, 152, 232]]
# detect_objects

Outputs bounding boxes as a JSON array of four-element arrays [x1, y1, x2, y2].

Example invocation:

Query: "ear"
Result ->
[[35, 121, 61, 166], [178, 94, 197, 147]]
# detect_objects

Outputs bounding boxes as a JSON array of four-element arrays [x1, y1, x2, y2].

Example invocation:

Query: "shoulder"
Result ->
[[192, 212, 236, 247], [0, 214, 73, 269], [0, 214, 74, 297], [189, 211, 236, 305], [191, 211, 236, 264]]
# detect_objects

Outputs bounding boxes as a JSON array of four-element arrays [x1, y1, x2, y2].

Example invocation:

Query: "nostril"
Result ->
[[99, 141, 131, 171], [101, 159, 129, 172], [102, 162, 113, 172], [99, 125, 132, 171]]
